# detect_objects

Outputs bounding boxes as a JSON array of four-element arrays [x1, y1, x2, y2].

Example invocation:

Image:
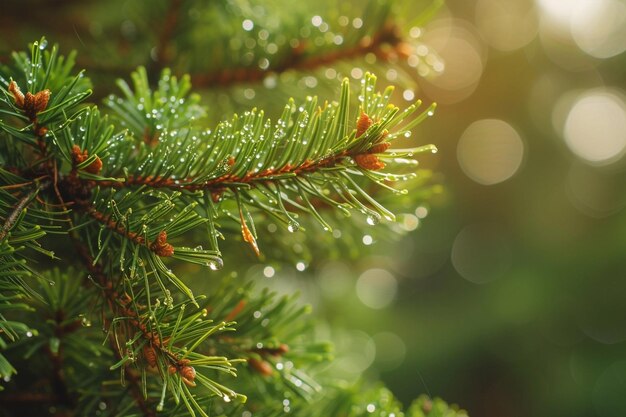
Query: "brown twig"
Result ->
[[92, 133, 388, 193], [152, 0, 184, 73]]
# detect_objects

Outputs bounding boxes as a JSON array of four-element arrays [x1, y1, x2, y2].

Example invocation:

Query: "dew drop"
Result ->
[[366, 214, 380, 226], [287, 221, 300, 233], [207, 257, 224, 271]]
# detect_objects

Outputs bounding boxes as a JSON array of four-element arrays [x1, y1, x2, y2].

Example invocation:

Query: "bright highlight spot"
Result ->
[[242, 19, 254, 31], [536, 0, 626, 59], [457, 119, 525, 185], [563, 90, 626, 165], [263, 266, 275, 278], [571, 0, 626, 58]]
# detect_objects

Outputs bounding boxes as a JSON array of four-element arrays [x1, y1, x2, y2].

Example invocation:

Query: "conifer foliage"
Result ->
[[0, 1, 466, 416]]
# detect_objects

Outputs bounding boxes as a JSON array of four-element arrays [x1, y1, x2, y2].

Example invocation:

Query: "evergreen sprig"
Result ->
[[0, 37, 439, 416]]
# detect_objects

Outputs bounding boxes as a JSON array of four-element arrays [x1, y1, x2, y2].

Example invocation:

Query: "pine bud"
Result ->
[[248, 358, 273, 376], [33, 89, 51, 113], [180, 365, 197, 386], [71, 145, 103, 175], [180, 365, 196, 381], [368, 142, 390, 154], [355, 153, 385, 170], [150, 230, 174, 257], [9, 81, 50, 120], [8, 81, 24, 108], [356, 112, 373, 138]]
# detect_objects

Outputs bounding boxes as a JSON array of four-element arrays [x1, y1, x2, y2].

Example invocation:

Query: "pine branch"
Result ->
[[189, 22, 409, 88], [0, 36, 445, 417], [83, 205, 174, 257]]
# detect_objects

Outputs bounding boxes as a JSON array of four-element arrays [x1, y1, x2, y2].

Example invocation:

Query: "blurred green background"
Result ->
[[3, 0, 626, 416], [346, 1, 626, 416]]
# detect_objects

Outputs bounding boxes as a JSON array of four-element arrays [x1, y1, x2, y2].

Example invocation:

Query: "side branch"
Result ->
[[190, 23, 407, 88], [91, 136, 387, 192], [73, 243, 195, 387], [84, 206, 174, 257]]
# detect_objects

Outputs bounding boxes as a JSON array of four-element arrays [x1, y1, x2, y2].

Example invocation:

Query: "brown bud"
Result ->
[[85, 156, 103, 174], [150, 230, 174, 257], [8, 81, 24, 108], [168, 365, 177, 375], [71, 145, 103, 175], [248, 358, 273, 376], [356, 112, 373, 138], [179, 365, 196, 382], [72, 145, 87, 164], [33, 89, 51, 113], [23, 92, 37, 118], [368, 142, 390, 154], [36, 126, 48, 137], [355, 153, 385, 170]]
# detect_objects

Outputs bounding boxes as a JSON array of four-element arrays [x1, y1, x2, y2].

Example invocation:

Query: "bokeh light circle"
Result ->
[[457, 119, 525, 185], [356, 269, 397, 309], [475, 0, 539, 51], [563, 90, 626, 165], [421, 19, 486, 104], [571, 0, 626, 59]]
